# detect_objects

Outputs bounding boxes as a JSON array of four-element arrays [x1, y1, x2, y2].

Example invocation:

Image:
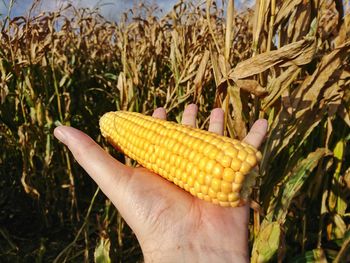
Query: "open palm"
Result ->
[[54, 104, 267, 262]]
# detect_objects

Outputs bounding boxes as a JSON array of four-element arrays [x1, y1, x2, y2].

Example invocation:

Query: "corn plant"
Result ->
[[0, 0, 349, 262]]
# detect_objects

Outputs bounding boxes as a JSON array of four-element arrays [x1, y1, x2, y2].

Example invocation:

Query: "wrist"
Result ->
[[142, 242, 249, 263]]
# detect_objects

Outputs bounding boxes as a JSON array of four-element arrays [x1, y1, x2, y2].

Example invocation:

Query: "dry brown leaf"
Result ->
[[235, 79, 268, 97], [262, 65, 301, 110], [194, 50, 210, 102], [292, 41, 350, 114], [288, 2, 312, 42], [228, 84, 247, 139], [262, 41, 350, 166], [230, 38, 316, 80], [275, 0, 303, 27]]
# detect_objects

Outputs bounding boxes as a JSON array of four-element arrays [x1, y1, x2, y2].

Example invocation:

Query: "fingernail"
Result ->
[[54, 126, 67, 145], [210, 108, 224, 119]]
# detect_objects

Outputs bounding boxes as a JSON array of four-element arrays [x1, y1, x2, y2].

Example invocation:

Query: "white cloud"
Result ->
[[4, 0, 256, 19], [35, 0, 177, 20]]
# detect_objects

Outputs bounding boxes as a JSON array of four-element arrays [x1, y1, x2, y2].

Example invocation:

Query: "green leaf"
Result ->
[[104, 73, 117, 80], [268, 148, 329, 222], [290, 248, 328, 263], [251, 221, 282, 263], [94, 238, 111, 263]]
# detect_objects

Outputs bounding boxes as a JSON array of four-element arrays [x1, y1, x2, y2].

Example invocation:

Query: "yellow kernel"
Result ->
[[205, 159, 216, 173], [205, 174, 212, 186], [217, 192, 228, 202], [191, 166, 199, 179], [175, 158, 182, 168], [187, 137, 196, 147], [178, 180, 184, 188], [211, 138, 222, 146], [177, 132, 186, 142], [164, 162, 171, 172], [232, 183, 242, 192], [199, 156, 209, 171], [197, 192, 204, 199], [184, 184, 190, 191], [178, 144, 186, 155], [197, 140, 207, 152], [156, 158, 162, 168], [234, 143, 244, 150], [181, 173, 188, 183], [222, 142, 233, 150], [219, 201, 230, 207], [208, 188, 217, 198], [193, 153, 202, 164], [182, 134, 190, 145], [203, 195, 210, 202], [180, 161, 187, 171], [197, 172, 205, 184], [201, 134, 210, 142], [208, 148, 220, 160], [170, 166, 176, 177], [256, 151, 262, 161], [183, 148, 192, 159], [152, 163, 159, 174], [149, 154, 156, 163], [203, 144, 215, 155], [245, 147, 255, 154], [211, 178, 221, 192], [173, 142, 181, 153], [145, 130, 153, 141], [240, 161, 251, 174], [186, 162, 194, 173], [176, 131, 185, 142], [167, 139, 176, 150], [237, 149, 248, 161], [188, 151, 197, 161], [223, 168, 235, 182], [172, 130, 181, 139], [189, 187, 195, 195], [226, 146, 238, 158], [228, 192, 240, 202], [169, 154, 177, 165], [221, 181, 232, 193], [175, 169, 182, 180], [246, 154, 257, 167], [212, 163, 224, 179], [219, 154, 232, 168], [192, 139, 201, 150], [231, 158, 242, 171], [229, 200, 240, 207], [201, 185, 209, 195], [187, 176, 195, 187], [194, 181, 201, 193], [235, 172, 245, 184]]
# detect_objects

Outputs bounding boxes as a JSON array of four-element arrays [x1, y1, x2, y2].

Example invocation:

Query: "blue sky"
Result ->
[[0, 0, 255, 19]]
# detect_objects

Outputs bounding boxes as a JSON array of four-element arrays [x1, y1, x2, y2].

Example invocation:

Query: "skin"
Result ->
[[54, 104, 268, 263]]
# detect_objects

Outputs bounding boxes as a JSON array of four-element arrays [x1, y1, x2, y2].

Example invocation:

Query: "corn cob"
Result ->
[[99, 111, 262, 207]]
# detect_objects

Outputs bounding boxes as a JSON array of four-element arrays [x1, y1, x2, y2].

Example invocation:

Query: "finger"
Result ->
[[182, 104, 198, 127], [208, 108, 224, 135], [152, 107, 167, 120], [243, 119, 268, 149], [54, 126, 132, 203]]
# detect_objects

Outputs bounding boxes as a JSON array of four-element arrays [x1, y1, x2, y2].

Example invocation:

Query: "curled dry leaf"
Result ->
[[230, 37, 316, 80]]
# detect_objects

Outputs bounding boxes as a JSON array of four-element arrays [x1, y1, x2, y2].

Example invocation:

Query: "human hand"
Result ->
[[54, 104, 267, 263]]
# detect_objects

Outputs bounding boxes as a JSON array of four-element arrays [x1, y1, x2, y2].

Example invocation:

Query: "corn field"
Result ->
[[0, 0, 349, 262]]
